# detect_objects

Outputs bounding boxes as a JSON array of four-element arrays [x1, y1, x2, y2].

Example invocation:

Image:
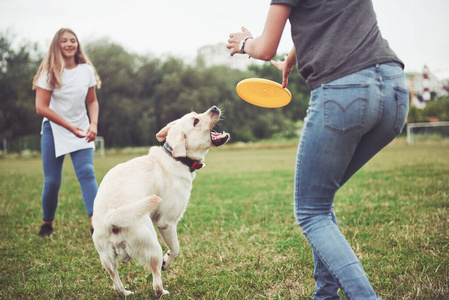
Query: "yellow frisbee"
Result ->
[[236, 78, 292, 108]]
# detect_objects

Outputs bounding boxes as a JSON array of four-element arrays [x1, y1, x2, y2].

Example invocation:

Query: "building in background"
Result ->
[[406, 65, 449, 109]]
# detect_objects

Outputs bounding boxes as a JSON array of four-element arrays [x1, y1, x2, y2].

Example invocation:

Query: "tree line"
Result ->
[[1, 31, 448, 152], [1, 32, 311, 152]]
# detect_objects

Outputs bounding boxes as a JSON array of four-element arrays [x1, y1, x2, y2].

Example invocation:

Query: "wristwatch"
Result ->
[[239, 37, 253, 54]]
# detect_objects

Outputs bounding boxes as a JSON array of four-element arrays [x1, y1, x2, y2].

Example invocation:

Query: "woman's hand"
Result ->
[[85, 86, 99, 143], [85, 123, 97, 143], [226, 5, 292, 61], [36, 87, 87, 137], [69, 123, 97, 142], [70, 125, 87, 139], [227, 27, 253, 56], [271, 47, 297, 88], [271, 55, 294, 88]]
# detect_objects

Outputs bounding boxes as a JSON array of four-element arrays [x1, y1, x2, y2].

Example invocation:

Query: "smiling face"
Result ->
[[59, 31, 78, 60]]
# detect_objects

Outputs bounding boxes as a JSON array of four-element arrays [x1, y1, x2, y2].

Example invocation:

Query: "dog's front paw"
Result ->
[[161, 257, 168, 271], [162, 252, 174, 271]]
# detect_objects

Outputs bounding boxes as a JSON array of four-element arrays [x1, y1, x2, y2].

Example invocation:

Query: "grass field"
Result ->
[[0, 139, 448, 299]]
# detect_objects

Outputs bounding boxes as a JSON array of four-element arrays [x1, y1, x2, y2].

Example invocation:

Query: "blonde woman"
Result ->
[[33, 28, 101, 237]]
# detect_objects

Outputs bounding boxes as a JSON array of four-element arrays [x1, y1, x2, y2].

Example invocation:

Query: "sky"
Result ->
[[1, 0, 449, 79]]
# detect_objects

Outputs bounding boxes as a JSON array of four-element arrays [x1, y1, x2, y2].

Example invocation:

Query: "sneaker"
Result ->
[[90, 228, 94, 235], [38, 223, 53, 237]]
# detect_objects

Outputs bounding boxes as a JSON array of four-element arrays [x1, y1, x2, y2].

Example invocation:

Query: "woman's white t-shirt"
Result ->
[[36, 64, 97, 157]]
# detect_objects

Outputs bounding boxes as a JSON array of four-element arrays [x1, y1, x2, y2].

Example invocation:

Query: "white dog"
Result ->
[[92, 106, 229, 297]]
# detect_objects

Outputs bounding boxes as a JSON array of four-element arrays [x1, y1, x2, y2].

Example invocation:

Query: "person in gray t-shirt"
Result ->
[[227, 1, 409, 299]]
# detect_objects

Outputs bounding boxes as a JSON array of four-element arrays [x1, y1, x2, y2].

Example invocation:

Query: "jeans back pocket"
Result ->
[[393, 86, 410, 134], [323, 83, 369, 133]]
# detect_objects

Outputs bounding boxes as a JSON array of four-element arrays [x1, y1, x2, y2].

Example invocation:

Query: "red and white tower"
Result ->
[[422, 65, 431, 102]]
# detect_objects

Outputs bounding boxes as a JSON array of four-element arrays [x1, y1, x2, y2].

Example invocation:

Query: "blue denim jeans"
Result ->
[[294, 63, 409, 299], [41, 121, 98, 222]]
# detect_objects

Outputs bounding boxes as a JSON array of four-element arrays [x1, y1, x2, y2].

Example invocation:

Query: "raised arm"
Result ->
[[227, 4, 292, 61]]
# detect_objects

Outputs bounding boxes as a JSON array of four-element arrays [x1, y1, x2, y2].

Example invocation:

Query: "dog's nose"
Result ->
[[210, 106, 219, 114]]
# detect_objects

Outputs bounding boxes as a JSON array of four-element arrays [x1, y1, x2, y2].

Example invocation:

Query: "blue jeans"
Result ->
[[40, 121, 98, 222], [294, 63, 409, 299]]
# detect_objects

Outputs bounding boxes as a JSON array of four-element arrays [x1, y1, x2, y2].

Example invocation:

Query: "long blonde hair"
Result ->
[[32, 28, 101, 90]]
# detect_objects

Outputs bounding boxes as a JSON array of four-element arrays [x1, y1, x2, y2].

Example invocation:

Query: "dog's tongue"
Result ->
[[211, 130, 229, 146]]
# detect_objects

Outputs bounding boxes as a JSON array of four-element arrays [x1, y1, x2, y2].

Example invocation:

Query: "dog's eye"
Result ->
[[193, 118, 200, 126]]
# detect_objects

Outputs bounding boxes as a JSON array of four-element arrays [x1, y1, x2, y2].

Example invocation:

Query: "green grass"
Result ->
[[1, 140, 448, 299]]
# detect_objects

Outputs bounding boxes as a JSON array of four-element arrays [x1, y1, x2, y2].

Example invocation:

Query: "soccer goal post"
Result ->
[[406, 121, 449, 145], [95, 136, 105, 157]]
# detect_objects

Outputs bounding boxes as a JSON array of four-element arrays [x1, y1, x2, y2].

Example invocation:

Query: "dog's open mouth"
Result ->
[[211, 130, 229, 146]]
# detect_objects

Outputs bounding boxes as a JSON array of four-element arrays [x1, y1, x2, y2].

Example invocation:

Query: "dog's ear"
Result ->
[[171, 132, 187, 158], [156, 121, 177, 142]]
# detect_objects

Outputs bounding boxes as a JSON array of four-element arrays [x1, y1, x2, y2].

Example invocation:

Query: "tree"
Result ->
[[422, 96, 449, 121], [0, 31, 42, 150], [85, 39, 155, 146], [0, 31, 333, 151]]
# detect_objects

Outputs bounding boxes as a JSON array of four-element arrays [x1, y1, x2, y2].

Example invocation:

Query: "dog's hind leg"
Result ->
[[102, 258, 133, 297], [149, 257, 169, 297], [158, 224, 180, 271]]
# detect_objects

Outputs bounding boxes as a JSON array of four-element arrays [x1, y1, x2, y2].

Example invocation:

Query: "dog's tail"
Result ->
[[105, 195, 161, 229]]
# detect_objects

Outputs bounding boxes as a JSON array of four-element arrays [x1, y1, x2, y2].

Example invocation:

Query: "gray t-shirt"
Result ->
[[271, 0, 403, 90]]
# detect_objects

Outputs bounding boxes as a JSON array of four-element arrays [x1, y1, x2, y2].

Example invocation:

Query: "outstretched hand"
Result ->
[[227, 27, 253, 56], [271, 54, 295, 89]]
